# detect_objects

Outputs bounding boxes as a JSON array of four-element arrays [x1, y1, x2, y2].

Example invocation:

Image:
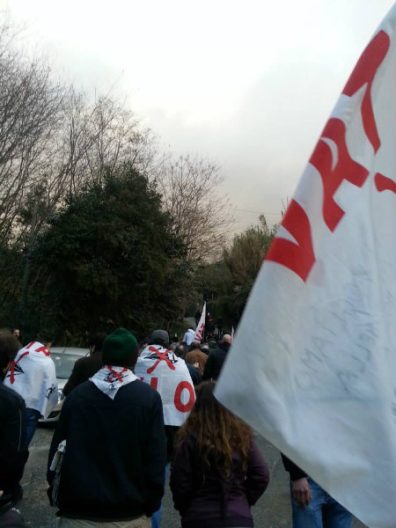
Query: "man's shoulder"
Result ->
[[73, 354, 94, 369], [0, 383, 25, 413], [210, 346, 226, 359], [123, 379, 160, 399], [116, 379, 163, 411]]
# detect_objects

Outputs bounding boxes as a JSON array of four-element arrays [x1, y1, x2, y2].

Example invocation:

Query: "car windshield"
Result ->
[[52, 353, 79, 379]]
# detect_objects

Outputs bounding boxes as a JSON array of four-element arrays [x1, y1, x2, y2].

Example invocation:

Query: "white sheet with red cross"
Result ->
[[135, 345, 195, 426], [4, 341, 58, 418]]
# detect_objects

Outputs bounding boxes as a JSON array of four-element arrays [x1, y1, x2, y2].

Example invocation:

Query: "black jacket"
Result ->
[[48, 379, 167, 521], [202, 342, 231, 381], [63, 352, 103, 397], [186, 364, 202, 386], [281, 454, 308, 481], [0, 383, 28, 504]]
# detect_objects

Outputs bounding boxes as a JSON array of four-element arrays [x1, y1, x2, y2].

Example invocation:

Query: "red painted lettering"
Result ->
[[149, 377, 159, 391], [174, 381, 195, 413], [265, 31, 391, 282], [266, 200, 316, 282], [343, 31, 390, 153], [310, 119, 369, 231], [374, 173, 396, 194]]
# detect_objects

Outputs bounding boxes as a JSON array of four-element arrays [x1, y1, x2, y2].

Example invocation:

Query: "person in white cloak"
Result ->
[[4, 340, 58, 447], [135, 329, 195, 528]]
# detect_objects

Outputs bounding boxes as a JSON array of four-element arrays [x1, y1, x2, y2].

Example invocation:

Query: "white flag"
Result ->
[[193, 302, 206, 343], [216, 6, 396, 528]]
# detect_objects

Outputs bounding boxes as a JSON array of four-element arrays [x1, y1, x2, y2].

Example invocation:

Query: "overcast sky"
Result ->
[[1, 0, 394, 233]]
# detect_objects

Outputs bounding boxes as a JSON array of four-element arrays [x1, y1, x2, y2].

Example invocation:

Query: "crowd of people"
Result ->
[[0, 322, 353, 528]]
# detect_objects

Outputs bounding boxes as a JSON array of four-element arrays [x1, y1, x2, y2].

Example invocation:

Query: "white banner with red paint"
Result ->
[[193, 302, 206, 343], [216, 6, 396, 528], [135, 345, 195, 426]]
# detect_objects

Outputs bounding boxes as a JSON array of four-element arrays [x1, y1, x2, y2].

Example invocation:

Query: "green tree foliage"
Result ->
[[26, 165, 189, 342], [0, 21, 228, 340]]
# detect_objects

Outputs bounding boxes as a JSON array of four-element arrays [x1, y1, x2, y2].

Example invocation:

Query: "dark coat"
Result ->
[[202, 342, 231, 381], [170, 434, 269, 528], [281, 454, 308, 481], [63, 352, 103, 397], [0, 383, 28, 504], [48, 379, 167, 521], [186, 364, 202, 387]]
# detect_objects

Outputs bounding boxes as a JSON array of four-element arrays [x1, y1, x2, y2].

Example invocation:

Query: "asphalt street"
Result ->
[[20, 428, 366, 528]]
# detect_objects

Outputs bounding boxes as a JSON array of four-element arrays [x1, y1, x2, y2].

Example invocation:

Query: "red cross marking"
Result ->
[[36, 345, 50, 356], [25, 341, 50, 356], [106, 366, 128, 382], [8, 351, 29, 384], [146, 346, 176, 374]]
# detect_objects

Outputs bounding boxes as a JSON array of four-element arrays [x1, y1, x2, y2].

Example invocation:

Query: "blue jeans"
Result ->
[[292, 478, 352, 528], [24, 408, 40, 448], [151, 464, 170, 528]]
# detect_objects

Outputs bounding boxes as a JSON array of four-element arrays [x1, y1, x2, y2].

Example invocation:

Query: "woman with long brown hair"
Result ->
[[170, 381, 269, 527]]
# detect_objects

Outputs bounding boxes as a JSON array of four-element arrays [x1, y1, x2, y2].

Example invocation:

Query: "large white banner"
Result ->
[[216, 6, 396, 528]]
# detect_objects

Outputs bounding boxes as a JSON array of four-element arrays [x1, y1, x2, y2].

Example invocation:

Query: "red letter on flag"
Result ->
[[266, 200, 316, 282], [343, 30, 390, 153], [310, 119, 369, 231]]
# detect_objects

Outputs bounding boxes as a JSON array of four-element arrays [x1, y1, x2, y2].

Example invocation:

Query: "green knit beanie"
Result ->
[[102, 328, 138, 367]]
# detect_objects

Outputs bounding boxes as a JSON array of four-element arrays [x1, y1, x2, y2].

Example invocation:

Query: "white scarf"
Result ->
[[90, 365, 137, 399], [4, 341, 58, 418]]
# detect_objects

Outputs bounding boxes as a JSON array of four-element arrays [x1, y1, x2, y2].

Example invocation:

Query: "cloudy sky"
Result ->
[[1, 0, 394, 232]]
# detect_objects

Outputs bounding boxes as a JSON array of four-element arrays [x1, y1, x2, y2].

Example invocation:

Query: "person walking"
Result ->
[[202, 334, 233, 381], [185, 342, 208, 378], [63, 332, 106, 396], [4, 340, 58, 447], [282, 455, 352, 528], [170, 381, 269, 528], [0, 329, 28, 527], [47, 327, 167, 527], [135, 329, 195, 528]]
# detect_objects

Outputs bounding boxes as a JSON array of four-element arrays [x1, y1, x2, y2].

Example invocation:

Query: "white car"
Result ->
[[39, 347, 89, 424]]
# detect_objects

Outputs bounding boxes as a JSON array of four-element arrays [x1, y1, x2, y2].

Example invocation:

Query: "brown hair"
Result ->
[[185, 349, 207, 374], [0, 329, 20, 372], [177, 381, 252, 476]]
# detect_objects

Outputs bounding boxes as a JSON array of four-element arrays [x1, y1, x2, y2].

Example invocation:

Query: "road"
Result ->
[[20, 428, 366, 528]]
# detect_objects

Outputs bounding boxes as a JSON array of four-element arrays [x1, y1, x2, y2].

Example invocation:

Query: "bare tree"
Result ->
[[11, 90, 159, 245], [82, 96, 158, 184], [0, 24, 66, 244], [156, 155, 232, 263]]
